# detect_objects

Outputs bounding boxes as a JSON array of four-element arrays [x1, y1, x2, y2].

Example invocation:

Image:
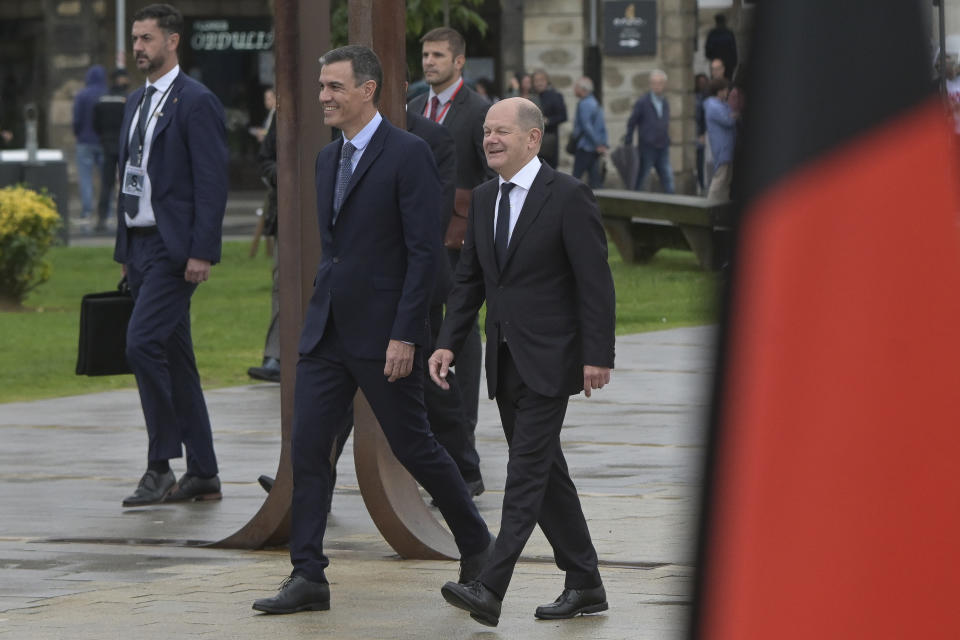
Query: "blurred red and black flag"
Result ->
[[692, 1, 960, 638]]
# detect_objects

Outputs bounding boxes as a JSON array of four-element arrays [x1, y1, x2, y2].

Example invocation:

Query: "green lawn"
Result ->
[[0, 241, 716, 403]]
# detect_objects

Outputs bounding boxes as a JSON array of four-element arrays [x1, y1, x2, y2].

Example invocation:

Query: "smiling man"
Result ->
[[114, 3, 228, 508], [251, 44, 492, 616], [430, 98, 617, 627]]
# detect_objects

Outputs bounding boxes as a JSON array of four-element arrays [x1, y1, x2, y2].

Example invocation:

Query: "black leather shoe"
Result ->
[[534, 585, 608, 619], [253, 575, 330, 614], [459, 533, 495, 584], [441, 580, 501, 627], [258, 475, 275, 493], [122, 469, 175, 507], [248, 357, 281, 382], [163, 473, 222, 502]]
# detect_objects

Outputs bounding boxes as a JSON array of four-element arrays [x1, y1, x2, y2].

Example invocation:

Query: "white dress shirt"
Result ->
[[424, 77, 464, 125], [125, 65, 179, 227], [494, 156, 542, 244]]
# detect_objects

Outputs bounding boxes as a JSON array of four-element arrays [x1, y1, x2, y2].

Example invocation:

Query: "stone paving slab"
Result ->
[[0, 326, 715, 639]]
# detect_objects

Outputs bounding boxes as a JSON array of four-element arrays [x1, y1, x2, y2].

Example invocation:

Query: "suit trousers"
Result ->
[[480, 344, 602, 598], [124, 231, 218, 477], [447, 248, 482, 438], [425, 302, 482, 483], [290, 317, 490, 583]]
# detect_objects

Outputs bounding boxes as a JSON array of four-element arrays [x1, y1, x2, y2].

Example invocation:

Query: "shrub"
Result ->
[[0, 185, 61, 308]]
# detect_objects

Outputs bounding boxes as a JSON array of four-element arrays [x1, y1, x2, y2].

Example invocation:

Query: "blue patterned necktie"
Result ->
[[123, 85, 157, 218], [332, 141, 356, 222], [495, 182, 515, 268]]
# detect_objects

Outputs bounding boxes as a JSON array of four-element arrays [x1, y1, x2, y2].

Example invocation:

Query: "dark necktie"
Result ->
[[333, 141, 356, 222], [495, 182, 515, 268], [429, 96, 441, 121], [123, 85, 157, 218]]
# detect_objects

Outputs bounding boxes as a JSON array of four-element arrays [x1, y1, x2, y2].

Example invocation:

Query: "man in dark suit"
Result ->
[[251, 45, 492, 616], [625, 69, 675, 193], [114, 4, 228, 508], [407, 110, 483, 492], [408, 26, 493, 449], [431, 98, 616, 627]]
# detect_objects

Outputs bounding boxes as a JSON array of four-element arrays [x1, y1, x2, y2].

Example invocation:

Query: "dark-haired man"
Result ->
[[251, 44, 492, 616], [115, 3, 228, 508], [408, 27, 493, 458]]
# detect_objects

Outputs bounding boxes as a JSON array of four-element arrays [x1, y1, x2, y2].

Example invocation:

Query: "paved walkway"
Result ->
[[0, 326, 715, 640]]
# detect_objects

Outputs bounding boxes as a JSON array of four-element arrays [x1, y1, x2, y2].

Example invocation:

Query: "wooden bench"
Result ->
[[593, 189, 732, 269]]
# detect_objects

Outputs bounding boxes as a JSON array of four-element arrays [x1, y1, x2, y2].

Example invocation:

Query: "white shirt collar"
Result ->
[[499, 155, 542, 191], [343, 111, 382, 151], [428, 76, 464, 105], [146, 64, 180, 94]]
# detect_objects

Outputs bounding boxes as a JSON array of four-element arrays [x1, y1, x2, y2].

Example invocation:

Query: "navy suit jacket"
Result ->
[[113, 72, 229, 266], [438, 164, 616, 399], [298, 117, 441, 359], [625, 92, 670, 150]]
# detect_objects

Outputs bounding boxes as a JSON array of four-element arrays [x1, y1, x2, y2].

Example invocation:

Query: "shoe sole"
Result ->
[[534, 601, 609, 620], [252, 600, 330, 615], [441, 586, 499, 627], [164, 491, 223, 503]]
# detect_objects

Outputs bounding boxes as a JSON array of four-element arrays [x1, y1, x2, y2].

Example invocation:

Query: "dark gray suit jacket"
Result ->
[[437, 163, 616, 399], [408, 82, 494, 190]]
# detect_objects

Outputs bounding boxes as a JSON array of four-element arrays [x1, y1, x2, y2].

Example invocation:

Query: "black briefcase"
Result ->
[[76, 279, 135, 376]]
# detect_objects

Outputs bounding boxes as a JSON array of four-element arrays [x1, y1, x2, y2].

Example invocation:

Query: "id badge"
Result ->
[[122, 163, 145, 197]]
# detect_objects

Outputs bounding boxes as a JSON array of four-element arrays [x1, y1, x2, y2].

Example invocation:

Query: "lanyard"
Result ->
[[134, 83, 173, 163], [424, 78, 464, 123]]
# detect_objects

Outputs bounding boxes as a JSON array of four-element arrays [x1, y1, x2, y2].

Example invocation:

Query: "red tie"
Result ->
[[429, 96, 441, 121]]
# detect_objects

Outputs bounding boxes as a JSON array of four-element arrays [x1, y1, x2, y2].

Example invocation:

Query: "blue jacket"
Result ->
[[113, 72, 229, 266], [298, 118, 441, 358], [73, 66, 107, 144], [573, 94, 608, 151], [704, 96, 736, 169], [624, 92, 670, 149]]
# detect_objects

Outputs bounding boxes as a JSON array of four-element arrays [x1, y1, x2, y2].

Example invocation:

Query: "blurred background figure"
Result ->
[[505, 71, 541, 109], [533, 69, 567, 168], [704, 77, 737, 202], [694, 72, 709, 194], [570, 76, 608, 189], [93, 68, 130, 232], [472, 77, 497, 104], [625, 70, 675, 193], [248, 86, 276, 144], [72, 64, 107, 231], [705, 13, 737, 80]]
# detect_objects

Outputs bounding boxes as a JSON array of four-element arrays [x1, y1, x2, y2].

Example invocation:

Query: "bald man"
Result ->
[[431, 98, 616, 627]]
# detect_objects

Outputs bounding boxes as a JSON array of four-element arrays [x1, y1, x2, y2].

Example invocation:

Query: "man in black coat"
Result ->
[[431, 98, 616, 627], [408, 26, 494, 448], [93, 68, 130, 232], [705, 13, 737, 81], [532, 69, 567, 169]]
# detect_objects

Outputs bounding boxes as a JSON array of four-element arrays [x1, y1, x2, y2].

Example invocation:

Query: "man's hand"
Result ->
[[597, 144, 608, 155], [583, 365, 612, 398], [384, 340, 415, 382], [185, 258, 211, 284], [428, 349, 455, 389]]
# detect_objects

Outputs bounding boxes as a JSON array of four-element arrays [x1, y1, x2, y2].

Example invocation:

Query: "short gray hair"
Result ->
[[575, 76, 594, 93], [516, 98, 544, 132], [650, 69, 667, 82]]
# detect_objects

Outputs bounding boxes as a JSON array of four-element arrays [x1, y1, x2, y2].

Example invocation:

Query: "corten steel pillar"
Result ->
[[216, 0, 459, 560], [347, 0, 459, 560], [214, 0, 330, 548]]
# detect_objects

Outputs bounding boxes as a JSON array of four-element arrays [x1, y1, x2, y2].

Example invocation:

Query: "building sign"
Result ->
[[188, 18, 274, 53], [604, 1, 657, 56]]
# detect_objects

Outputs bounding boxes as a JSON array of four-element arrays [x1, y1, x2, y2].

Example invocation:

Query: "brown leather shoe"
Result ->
[[163, 473, 222, 502]]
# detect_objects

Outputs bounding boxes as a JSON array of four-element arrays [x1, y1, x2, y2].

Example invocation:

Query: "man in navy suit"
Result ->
[[431, 98, 616, 627], [625, 69, 675, 193], [252, 45, 492, 615], [114, 4, 228, 507]]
